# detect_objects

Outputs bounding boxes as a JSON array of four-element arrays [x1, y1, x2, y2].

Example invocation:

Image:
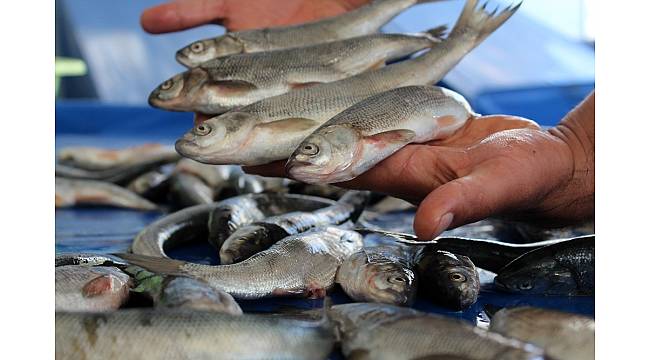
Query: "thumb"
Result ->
[[413, 170, 520, 240], [141, 0, 227, 34]]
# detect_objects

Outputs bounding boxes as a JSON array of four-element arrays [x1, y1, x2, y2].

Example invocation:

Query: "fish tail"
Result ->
[[423, 25, 448, 41], [113, 253, 186, 275], [449, 0, 521, 46]]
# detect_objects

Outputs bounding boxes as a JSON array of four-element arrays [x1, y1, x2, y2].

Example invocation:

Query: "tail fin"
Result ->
[[113, 253, 186, 275], [424, 25, 448, 41], [449, 0, 522, 46]]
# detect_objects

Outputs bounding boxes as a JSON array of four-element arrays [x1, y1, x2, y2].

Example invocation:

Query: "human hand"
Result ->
[[141, 0, 370, 34], [245, 107, 595, 240]]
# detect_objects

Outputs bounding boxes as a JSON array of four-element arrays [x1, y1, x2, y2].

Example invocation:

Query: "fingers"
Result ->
[[141, 0, 227, 34], [431, 115, 541, 147]]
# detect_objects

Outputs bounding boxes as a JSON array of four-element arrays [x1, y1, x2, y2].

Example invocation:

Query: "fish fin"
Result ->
[[211, 80, 258, 94], [289, 82, 323, 90], [113, 253, 186, 275], [364, 129, 416, 148], [448, 0, 521, 46], [82, 275, 115, 297], [423, 25, 448, 40], [255, 118, 319, 132]]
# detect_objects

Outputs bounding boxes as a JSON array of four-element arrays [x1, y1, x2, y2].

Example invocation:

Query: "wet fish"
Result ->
[[488, 306, 595, 360], [126, 168, 172, 201], [415, 248, 480, 310], [495, 235, 595, 296], [168, 172, 215, 207], [288, 86, 475, 183], [55, 253, 128, 267], [175, 0, 445, 67], [57, 143, 176, 171], [219, 191, 369, 264], [235, 173, 289, 194], [120, 227, 363, 299], [56, 177, 158, 210], [336, 245, 418, 306], [56, 309, 334, 360], [328, 303, 545, 359], [175, 0, 519, 166], [174, 158, 232, 189], [125, 265, 242, 315], [55, 265, 131, 312], [152, 28, 445, 114]]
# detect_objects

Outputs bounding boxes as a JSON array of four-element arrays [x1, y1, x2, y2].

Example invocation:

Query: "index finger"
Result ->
[[141, 0, 227, 34]]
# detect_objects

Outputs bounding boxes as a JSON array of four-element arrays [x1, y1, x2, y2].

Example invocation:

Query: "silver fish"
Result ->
[[125, 265, 242, 315], [489, 306, 595, 360], [55, 177, 158, 210], [55, 253, 129, 267], [336, 245, 419, 306], [56, 309, 334, 360], [57, 143, 177, 171], [120, 226, 363, 299], [174, 158, 232, 189], [55, 265, 131, 312], [287, 85, 475, 183], [151, 28, 445, 114], [329, 303, 545, 359], [219, 191, 369, 264], [175, 0, 445, 67], [168, 172, 215, 207], [175, 0, 519, 166], [126, 168, 172, 200]]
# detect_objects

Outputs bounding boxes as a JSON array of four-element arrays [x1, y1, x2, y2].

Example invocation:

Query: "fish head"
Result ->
[[364, 259, 418, 306], [286, 125, 360, 184], [494, 258, 577, 295], [176, 35, 244, 68], [148, 68, 209, 111], [431, 254, 480, 310], [175, 112, 259, 164]]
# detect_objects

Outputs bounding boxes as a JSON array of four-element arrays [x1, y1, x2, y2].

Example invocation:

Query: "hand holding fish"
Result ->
[[141, 0, 370, 34], [247, 92, 595, 240]]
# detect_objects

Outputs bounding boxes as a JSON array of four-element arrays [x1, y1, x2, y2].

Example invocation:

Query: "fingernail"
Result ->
[[433, 213, 454, 239]]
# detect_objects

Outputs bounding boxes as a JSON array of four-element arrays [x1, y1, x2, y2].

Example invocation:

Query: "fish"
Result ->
[[175, 0, 446, 67], [336, 245, 418, 306], [119, 226, 363, 299], [173, 158, 232, 189], [219, 191, 369, 264], [287, 85, 475, 183], [168, 172, 215, 207], [235, 173, 289, 194], [55, 253, 129, 267], [328, 303, 545, 359], [55, 177, 158, 210], [488, 306, 595, 360], [175, 0, 520, 166], [126, 168, 172, 201], [55, 309, 335, 360], [55, 265, 131, 312], [151, 28, 446, 114], [415, 248, 480, 310], [207, 193, 336, 250], [57, 143, 176, 171], [124, 265, 242, 315], [494, 235, 595, 296]]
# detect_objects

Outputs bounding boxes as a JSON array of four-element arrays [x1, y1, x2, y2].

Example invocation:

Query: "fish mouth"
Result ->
[[175, 50, 192, 68], [285, 160, 337, 184], [175, 138, 200, 158]]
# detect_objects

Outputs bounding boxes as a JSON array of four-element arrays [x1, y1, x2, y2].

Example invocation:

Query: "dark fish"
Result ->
[[494, 235, 594, 296], [415, 248, 480, 310], [126, 168, 173, 202], [219, 191, 369, 264]]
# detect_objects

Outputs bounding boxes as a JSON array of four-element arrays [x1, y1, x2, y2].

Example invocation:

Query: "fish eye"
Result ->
[[194, 124, 212, 136], [449, 273, 466, 282], [301, 143, 319, 156], [160, 79, 174, 90], [518, 281, 533, 290], [190, 41, 204, 53]]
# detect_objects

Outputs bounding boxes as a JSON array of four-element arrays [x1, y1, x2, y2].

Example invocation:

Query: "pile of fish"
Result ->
[[148, 0, 526, 184]]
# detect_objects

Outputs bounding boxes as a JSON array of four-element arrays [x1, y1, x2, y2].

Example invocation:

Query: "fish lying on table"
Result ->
[[415, 248, 480, 310], [487, 306, 595, 360], [126, 168, 172, 201], [327, 303, 546, 360], [219, 191, 369, 264], [287, 85, 475, 183], [168, 172, 216, 207], [57, 143, 177, 171], [56, 177, 158, 211], [494, 235, 594, 296], [55, 265, 131, 312], [151, 27, 446, 114], [120, 227, 363, 299], [124, 265, 242, 315], [56, 308, 335, 360], [336, 245, 419, 306], [175, 0, 445, 67], [175, 0, 520, 166]]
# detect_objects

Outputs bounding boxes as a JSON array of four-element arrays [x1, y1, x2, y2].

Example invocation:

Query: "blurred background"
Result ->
[[56, 0, 594, 136]]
